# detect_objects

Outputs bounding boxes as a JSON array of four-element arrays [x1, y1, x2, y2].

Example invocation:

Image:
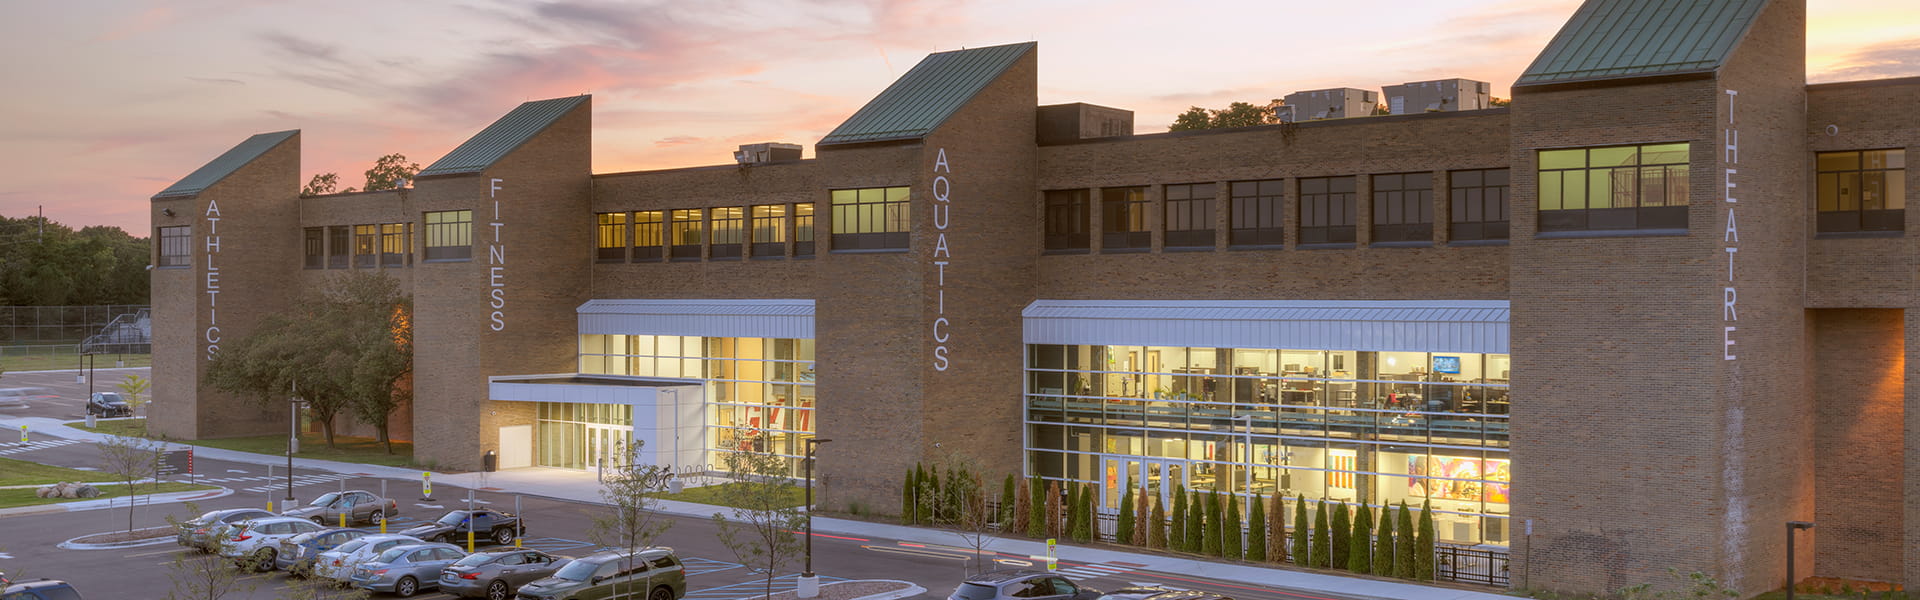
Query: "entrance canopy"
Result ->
[[578, 299, 814, 338], [1022, 299, 1509, 354]]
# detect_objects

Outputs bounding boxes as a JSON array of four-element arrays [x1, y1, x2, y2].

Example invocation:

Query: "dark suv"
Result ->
[[399, 509, 525, 546], [2, 579, 83, 600], [949, 571, 1100, 600], [513, 547, 684, 600], [85, 392, 131, 417]]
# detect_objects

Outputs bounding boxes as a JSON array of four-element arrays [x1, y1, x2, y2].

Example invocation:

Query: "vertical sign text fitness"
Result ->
[[488, 178, 509, 331], [1722, 90, 1740, 361]]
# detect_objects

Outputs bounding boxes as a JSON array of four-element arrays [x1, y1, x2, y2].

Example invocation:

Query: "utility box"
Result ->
[[1037, 103, 1134, 145], [1281, 88, 1380, 120], [1384, 78, 1492, 114], [733, 142, 803, 165]]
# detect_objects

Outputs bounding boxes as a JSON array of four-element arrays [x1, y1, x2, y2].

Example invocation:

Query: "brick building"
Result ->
[[145, 0, 1917, 595]]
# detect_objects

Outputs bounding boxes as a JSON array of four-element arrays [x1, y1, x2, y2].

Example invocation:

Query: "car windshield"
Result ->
[[374, 547, 410, 563], [453, 553, 498, 567], [96, 393, 123, 402], [551, 559, 601, 581], [333, 539, 368, 554], [307, 492, 341, 507], [954, 583, 1000, 600], [436, 512, 470, 526]]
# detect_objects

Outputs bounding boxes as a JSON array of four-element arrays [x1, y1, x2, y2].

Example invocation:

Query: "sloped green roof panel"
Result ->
[[820, 42, 1034, 146], [418, 95, 590, 177], [153, 130, 298, 199], [1517, 0, 1766, 86]]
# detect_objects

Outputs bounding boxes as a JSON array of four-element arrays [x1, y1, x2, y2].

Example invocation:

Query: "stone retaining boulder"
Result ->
[[36, 482, 102, 498]]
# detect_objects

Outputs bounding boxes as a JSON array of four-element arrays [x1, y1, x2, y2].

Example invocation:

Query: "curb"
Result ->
[[59, 530, 178, 550], [0, 485, 232, 518], [850, 580, 926, 600]]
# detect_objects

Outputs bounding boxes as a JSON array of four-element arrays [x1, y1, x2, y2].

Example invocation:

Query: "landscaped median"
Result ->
[[65, 418, 419, 468], [0, 455, 218, 510]]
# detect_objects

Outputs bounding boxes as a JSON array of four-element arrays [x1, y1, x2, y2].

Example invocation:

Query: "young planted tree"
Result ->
[[1290, 495, 1309, 565], [1170, 484, 1188, 551], [1348, 503, 1373, 573], [1000, 474, 1017, 529], [1373, 505, 1395, 576], [1329, 502, 1350, 569], [161, 505, 261, 600], [1043, 480, 1063, 539], [919, 464, 941, 524], [97, 434, 164, 532], [1202, 492, 1221, 556], [117, 374, 151, 433], [943, 460, 998, 575], [1011, 476, 1031, 535], [1074, 483, 1095, 543], [1184, 489, 1204, 553], [1267, 492, 1285, 563], [1394, 502, 1416, 579], [1064, 482, 1081, 539], [1116, 484, 1135, 546], [1147, 496, 1167, 549], [589, 442, 675, 600], [1131, 486, 1149, 545], [1310, 500, 1331, 568], [1246, 494, 1267, 562], [901, 467, 917, 524], [1222, 494, 1242, 560], [712, 449, 807, 600], [1415, 500, 1436, 580], [1027, 476, 1047, 538]]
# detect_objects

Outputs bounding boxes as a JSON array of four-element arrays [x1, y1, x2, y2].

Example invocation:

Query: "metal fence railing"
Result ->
[[0, 305, 150, 345]]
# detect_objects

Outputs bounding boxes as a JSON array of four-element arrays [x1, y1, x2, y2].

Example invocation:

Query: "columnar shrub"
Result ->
[[1132, 487, 1149, 545], [1044, 481, 1063, 539], [1246, 495, 1267, 562], [1348, 503, 1372, 573], [1394, 502, 1415, 579], [1185, 489, 1205, 553], [1000, 474, 1016, 529], [1117, 485, 1135, 546], [1290, 495, 1309, 565], [1329, 502, 1350, 569], [1065, 483, 1082, 539], [1027, 476, 1046, 538], [1072, 484, 1094, 543], [1171, 485, 1188, 551], [1223, 494, 1243, 560], [1310, 500, 1331, 568], [1012, 477, 1031, 535], [902, 467, 917, 524], [1267, 492, 1285, 563], [1148, 496, 1167, 549], [1415, 500, 1436, 580], [1372, 506, 1395, 575], [1201, 491, 1220, 556]]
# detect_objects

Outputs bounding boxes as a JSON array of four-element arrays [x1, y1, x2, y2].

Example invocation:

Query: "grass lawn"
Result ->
[[0, 455, 120, 486], [648, 482, 806, 509], [0, 481, 213, 509], [0, 350, 151, 372], [66, 418, 418, 468]]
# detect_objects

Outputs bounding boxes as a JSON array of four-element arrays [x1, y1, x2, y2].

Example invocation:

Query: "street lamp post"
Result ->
[[1786, 521, 1815, 600], [800, 438, 833, 598], [286, 383, 303, 508]]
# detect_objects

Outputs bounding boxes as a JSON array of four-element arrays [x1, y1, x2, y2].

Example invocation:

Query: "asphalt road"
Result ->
[[0, 366, 149, 422]]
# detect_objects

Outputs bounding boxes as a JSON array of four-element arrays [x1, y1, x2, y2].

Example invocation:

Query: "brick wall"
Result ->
[[1811, 309, 1904, 582]]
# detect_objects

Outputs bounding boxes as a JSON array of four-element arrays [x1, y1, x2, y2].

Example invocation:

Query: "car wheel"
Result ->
[[368, 509, 385, 525], [252, 549, 276, 572], [492, 527, 514, 545], [312, 517, 327, 525], [395, 575, 419, 597], [487, 580, 510, 600], [650, 585, 674, 600]]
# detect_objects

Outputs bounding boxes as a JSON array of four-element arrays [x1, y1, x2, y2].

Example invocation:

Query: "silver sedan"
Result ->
[[438, 549, 571, 600]]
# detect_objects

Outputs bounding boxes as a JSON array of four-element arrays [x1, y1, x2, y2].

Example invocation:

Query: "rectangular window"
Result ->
[[830, 186, 910, 250], [158, 226, 190, 268], [303, 227, 324, 269], [327, 226, 349, 268], [1101, 186, 1149, 251], [1230, 179, 1284, 247], [711, 207, 744, 259], [794, 203, 815, 257], [353, 225, 378, 268], [1044, 189, 1090, 252], [423, 210, 473, 261], [1450, 169, 1510, 242], [380, 223, 409, 267], [1164, 183, 1216, 249], [751, 204, 786, 258], [1299, 176, 1357, 245], [1537, 143, 1689, 232], [671, 209, 704, 261], [1817, 149, 1906, 233], [1371, 173, 1434, 244], [596, 212, 627, 262], [632, 211, 664, 262]]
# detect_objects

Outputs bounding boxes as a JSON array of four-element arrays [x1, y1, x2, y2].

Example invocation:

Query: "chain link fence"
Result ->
[[0, 305, 149, 345]]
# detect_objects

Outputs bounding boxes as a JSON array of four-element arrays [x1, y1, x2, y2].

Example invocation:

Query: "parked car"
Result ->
[[84, 392, 131, 417], [1096, 587, 1233, 600], [280, 490, 399, 526], [439, 549, 571, 600], [276, 527, 369, 576], [349, 542, 466, 597], [175, 508, 276, 551], [949, 571, 1101, 600], [399, 509, 526, 546], [219, 516, 327, 571], [1, 578, 82, 600], [312, 534, 424, 583], [512, 547, 686, 600]]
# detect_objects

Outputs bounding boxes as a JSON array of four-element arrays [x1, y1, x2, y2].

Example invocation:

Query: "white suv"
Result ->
[[218, 516, 326, 571]]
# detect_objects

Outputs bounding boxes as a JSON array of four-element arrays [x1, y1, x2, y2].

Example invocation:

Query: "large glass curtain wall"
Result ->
[[535, 402, 634, 470], [579, 334, 817, 477], [1026, 344, 1512, 545]]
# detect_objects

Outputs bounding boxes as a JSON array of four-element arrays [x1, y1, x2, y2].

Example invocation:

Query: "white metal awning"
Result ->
[[488, 373, 703, 406], [577, 299, 814, 339], [1022, 299, 1509, 354]]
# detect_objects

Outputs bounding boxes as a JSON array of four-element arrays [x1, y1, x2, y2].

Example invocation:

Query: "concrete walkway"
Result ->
[[0, 416, 1513, 600]]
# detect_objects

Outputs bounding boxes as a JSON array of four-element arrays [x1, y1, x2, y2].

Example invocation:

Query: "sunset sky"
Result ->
[[2, 0, 1917, 235]]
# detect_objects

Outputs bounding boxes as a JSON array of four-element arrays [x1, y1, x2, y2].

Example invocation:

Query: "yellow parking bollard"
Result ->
[[339, 513, 346, 528], [380, 515, 387, 534], [467, 528, 475, 553], [267, 500, 274, 512]]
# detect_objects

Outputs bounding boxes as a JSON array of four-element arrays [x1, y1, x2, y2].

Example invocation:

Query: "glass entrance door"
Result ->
[[585, 424, 630, 473], [1101, 456, 1187, 515]]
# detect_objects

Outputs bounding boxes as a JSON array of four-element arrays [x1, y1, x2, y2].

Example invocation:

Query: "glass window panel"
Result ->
[[1539, 149, 1585, 170]]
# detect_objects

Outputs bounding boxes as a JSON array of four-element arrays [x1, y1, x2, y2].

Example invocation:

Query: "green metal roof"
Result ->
[[418, 95, 590, 177], [153, 130, 299, 199], [1517, 0, 1766, 86], [819, 42, 1034, 146]]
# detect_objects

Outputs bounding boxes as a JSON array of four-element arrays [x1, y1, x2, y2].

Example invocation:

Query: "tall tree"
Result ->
[[361, 153, 420, 192], [1167, 101, 1284, 131], [712, 448, 806, 600], [589, 441, 675, 600], [1116, 484, 1135, 546], [98, 434, 164, 533], [1267, 492, 1285, 563], [1027, 476, 1046, 538], [300, 172, 354, 197], [0, 215, 150, 306]]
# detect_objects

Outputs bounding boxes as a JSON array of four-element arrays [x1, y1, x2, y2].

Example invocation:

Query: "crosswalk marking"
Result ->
[[1055, 562, 1136, 580], [680, 573, 844, 599], [236, 472, 355, 493], [0, 439, 82, 455]]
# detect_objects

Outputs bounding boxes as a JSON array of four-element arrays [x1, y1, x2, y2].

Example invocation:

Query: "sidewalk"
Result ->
[[0, 416, 1512, 600]]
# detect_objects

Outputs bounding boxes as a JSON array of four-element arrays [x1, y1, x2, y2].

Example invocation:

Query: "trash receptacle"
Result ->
[[482, 450, 497, 473]]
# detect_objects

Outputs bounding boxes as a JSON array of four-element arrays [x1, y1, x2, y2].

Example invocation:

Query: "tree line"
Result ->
[[0, 215, 149, 306]]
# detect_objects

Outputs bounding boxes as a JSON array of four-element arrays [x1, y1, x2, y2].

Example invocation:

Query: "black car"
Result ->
[[398, 509, 525, 546], [1, 578, 83, 600], [85, 392, 131, 417]]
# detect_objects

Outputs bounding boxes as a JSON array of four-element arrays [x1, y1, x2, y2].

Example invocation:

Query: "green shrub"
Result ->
[[1246, 495, 1267, 562], [1290, 495, 1309, 565], [1394, 502, 1415, 578], [1026, 476, 1046, 538], [1117, 484, 1135, 546], [1073, 483, 1095, 543], [1000, 474, 1016, 528], [1171, 485, 1188, 551], [1348, 503, 1372, 573], [1185, 489, 1205, 553], [1202, 491, 1220, 556], [1310, 500, 1331, 568], [1415, 500, 1435, 580], [1267, 492, 1285, 563], [1148, 495, 1167, 549], [902, 467, 916, 523], [1372, 505, 1394, 575], [1329, 501, 1350, 569]]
